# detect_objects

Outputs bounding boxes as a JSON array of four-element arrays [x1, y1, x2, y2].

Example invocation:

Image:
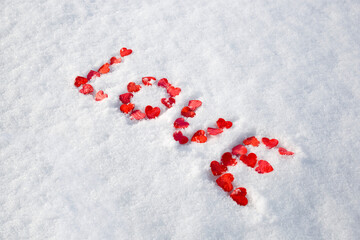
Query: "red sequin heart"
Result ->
[[230, 187, 248, 206], [74, 76, 88, 87], [188, 100, 202, 111], [210, 161, 228, 176], [127, 82, 141, 92], [120, 103, 134, 114], [110, 57, 122, 65], [98, 63, 110, 74], [130, 110, 146, 120], [158, 78, 171, 89], [221, 152, 237, 166], [279, 147, 294, 155], [207, 128, 223, 136], [79, 84, 94, 95], [216, 118, 232, 129], [161, 97, 176, 108], [173, 131, 189, 144], [191, 130, 207, 143], [142, 76, 156, 86], [174, 118, 190, 129], [243, 136, 260, 147], [119, 93, 134, 104], [95, 90, 108, 101], [240, 153, 257, 168], [232, 144, 248, 156], [181, 107, 196, 118], [216, 173, 234, 192], [255, 160, 274, 174], [145, 106, 160, 119], [262, 138, 279, 149], [167, 86, 181, 97], [87, 70, 100, 80], [120, 47, 132, 57]]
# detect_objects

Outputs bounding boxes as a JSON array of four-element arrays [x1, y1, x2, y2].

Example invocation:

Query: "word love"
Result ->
[[73, 48, 295, 207]]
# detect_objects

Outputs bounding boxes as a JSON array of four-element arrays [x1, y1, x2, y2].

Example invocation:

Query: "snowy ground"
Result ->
[[1, 0, 360, 239]]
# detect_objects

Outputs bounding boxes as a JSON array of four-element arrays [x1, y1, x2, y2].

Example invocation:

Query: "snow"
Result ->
[[1, 0, 360, 239]]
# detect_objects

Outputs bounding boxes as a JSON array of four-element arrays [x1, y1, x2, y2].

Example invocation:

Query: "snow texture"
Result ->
[[1, 0, 360, 239]]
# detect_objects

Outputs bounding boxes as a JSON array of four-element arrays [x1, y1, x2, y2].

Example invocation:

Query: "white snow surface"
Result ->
[[1, 0, 360, 239]]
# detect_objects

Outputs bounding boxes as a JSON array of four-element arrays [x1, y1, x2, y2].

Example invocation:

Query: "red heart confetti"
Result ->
[[98, 63, 110, 74], [173, 131, 189, 144], [221, 152, 237, 166], [240, 153, 257, 168], [161, 97, 176, 108], [216, 173, 234, 192], [167, 86, 181, 97], [142, 76, 156, 86], [210, 161, 228, 176], [191, 130, 207, 143], [120, 47, 132, 57], [79, 84, 94, 95], [232, 144, 248, 156], [145, 106, 161, 119], [262, 138, 279, 149], [255, 160, 274, 174], [181, 107, 196, 118], [95, 90, 108, 101], [230, 187, 248, 206], [119, 93, 134, 104], [158, 78, 171, 89], [243, 136, 260, 147], [207, 127, 223, 136], [188, 100, 202, 111], [279, 147, 294, 155], [130, 110, 146, 120], [216, 118, 232, 129], [127, 82, 141, 92], [74, 76, 88, 87], [110, 57, 122, 65], [174, 118, 190, 129], [87, 70, 100, 80], [120, 103, 135, 114]]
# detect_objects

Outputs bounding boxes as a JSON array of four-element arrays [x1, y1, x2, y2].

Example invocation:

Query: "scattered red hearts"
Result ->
[[120, 103, 134, 114], [158, 78, 171, 89], [120, 47, 132, 57], [173, 131, 189, 144], [279, 147, 294, 155], [210, 161, 228, 176], [188, 100, 202, 111], [230, 187, 248, 206], [216, 173, 234, 192], [221, 152, 237, 166], [142, 76, 156, 86], [207, 127, 223, 136], [130, 110, 146, 120], [216, 118, 232, 129], [181, 107, 196, 118], [191, 130, 207, 143], [98, 63, 110, 74], [232, 144, 248, 156], [243, 136, 260, 147], [127, 82, 141, 92], [110, 57, 122, 65], [74, 76, 88, 87], [262, 137, 279, 149], [87, 70, 100, 80], [119, 93, 134, 104], [79, 84, 94, 95], [255, 160, 274, 174], [95, 90, 108, 101], [174, 118, 190, 129], [161, 97, 175, 108], [145, 105, 160, 119], [167, 86, 181, 97], [240, 153, 257, 168]]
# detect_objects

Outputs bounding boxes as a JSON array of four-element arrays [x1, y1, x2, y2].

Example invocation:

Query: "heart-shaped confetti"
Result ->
[[243, 136, 260, 147], [130, 110, 146, 120], [161, 97, 176, 108], [181, 107, 196, 118], [127, 82, 141, 92], [142, 76, 156, 86], [188, 100, 202, 111], [119, 93, 134, 104], [262, 138, 279, 149], [221, 152, 237, 166], [191, 130, 207, 143], [167, 86, 181, 97], [120, 47, 132, 57], [120, 103, 135, 114], [110, 57, 122, 65], [174, 118, 190, 129], [216, 173, 234, 192], [79, 84, 94, 95], [98, 63, 110, 74], [240, 153, 257, 168], [232, 144, 248, 156], [87, 70, 100, 80], [255, 160, 274, 174], [279, 147, 294, 155], [158, 78, 171, 89], [210, 161, 228, 176], [230, 187, 248, 206], [95, 90, 108, 101], [74, 76, 88, 87], [216, 118, 232, 129], [145, 106, 161, 119], [173, 131, 189, 144], [207, 127, 223, 136]]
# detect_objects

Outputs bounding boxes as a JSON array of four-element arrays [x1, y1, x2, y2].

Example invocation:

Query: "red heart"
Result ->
[[145, 105, 160, 119], [188, 100, 202, 111], [255, 160, 274, 174], [232, 144, 247, 156], [181, 107, 196, 118], [142, 76, 156, 86], [95, 90, 108, 101], [243, 136, 260, 147], [161, 97, 176, 108], [120, 103, 134, 114], [119, 93, 134, 104], [240, 153, 257, 168], [279, 147, 294, 155], [98, 63, 110, 74], [174, 118, 190, 129], [127, 82, 141, 92], [74, 76, 88, 87], [216, 118, 233, 129], [191, 130, 207, 143], [79, 84, 94, 95], [216, 173, 234, 192], [87, 70, 100, 80], [221, 152, 237, 166], [120, 47, 132, 57], [110, 57, 122, 65], [158, 78, 171, 89], [130, 110, 146, 120], [207, 128, 223, 136], [262, 138, 279, 149], [173, 131, 189, 144], [167, 86, 181, 97], [210, 161, 228, 176], [230, 187, 248, 206]]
